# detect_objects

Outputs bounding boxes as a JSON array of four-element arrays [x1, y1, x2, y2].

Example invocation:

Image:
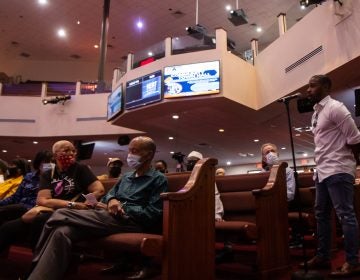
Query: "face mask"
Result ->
[[186, 160, 197, 171], [41, 163, 55, 173], [265, 152, 279, 166], [109, 166, 121, 178], [0, 174, 4, 183], [127, 154, 142, 169], [7, 166, 19, 178], [57, 154, 75, 170]]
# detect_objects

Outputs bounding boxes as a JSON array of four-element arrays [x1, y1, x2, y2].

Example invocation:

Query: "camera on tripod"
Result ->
[[172, 152, 186, 163]]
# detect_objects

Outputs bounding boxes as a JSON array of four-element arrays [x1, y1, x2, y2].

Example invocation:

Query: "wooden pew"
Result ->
[[80, 157, 217, 280], [215, 162, 290, 277]]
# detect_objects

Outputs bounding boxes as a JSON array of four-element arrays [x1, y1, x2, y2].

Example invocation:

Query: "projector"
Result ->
[[228, 9, 248, 26], [186, 24, 207, 35], [299, 0, 326, 7]]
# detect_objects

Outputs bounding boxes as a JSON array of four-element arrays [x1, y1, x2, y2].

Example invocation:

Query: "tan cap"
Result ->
[[187, 151, 203, 160], [107, 158, 123, 167]]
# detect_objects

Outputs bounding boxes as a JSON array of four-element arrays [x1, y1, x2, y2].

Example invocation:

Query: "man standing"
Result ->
[[304, 75, 360, 278], [28, 136, 168, 280]]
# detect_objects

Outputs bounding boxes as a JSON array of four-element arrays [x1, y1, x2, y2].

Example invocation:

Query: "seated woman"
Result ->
[[0, 150, 53, 226], [0, 140, 104, 253], [0, 158, 31, 200]]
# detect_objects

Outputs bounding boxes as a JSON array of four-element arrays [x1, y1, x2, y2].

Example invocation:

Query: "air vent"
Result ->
[[20, 52, 30, 58], [285, 46, 323, 73], [171, 10, 185, 18], [70, 54, 81, 59]]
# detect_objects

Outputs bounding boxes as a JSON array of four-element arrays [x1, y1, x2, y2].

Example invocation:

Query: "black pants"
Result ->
[[0, 212, 53, 252], [0, 204, 27, 226]]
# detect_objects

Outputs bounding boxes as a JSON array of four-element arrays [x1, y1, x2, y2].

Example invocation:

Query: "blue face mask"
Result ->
[[127, 154, 142, 169]]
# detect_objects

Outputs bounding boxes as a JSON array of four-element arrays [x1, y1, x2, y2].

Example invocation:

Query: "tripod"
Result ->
[[280, 98, 323, 280]]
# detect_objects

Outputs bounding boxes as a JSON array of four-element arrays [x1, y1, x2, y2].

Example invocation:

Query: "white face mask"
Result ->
[[127, 154, 142, 169], [265, 152, 279, 166]]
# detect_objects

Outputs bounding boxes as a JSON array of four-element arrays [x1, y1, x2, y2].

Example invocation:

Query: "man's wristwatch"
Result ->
[[67, 201, 76, 209]]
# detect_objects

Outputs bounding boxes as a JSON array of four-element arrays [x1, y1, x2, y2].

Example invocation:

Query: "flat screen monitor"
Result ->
[[164, 60, 220, 98], [125, 70, 162, 109], [107, 84, 123, 121]]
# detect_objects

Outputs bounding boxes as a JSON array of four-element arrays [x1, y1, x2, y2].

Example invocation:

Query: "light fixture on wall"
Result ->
[[42, 95, 71, 105]]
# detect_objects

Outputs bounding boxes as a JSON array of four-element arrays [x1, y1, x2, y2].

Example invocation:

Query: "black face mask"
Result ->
[[109, 166, 121, 178], [186, 161, 197, 172], [7, 166, 19, 178]]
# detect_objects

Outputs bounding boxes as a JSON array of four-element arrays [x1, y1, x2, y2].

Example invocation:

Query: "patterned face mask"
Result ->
[[265, 152, 279, 166], [57, 154, 75, 170]]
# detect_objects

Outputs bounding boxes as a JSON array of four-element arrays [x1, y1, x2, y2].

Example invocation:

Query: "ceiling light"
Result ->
[[148, 52, 153, 56], [228, 9, 248, 26], [256, 26, 262, 32], [94, 44, 99, 48], [57, 28, 67, 38], [303, 153, 308, 157], [136, 20, 144, 29], [172, 115, 179, 119], [27, 159, 32, 162], [77, 20, 80, 25], [33, 141, 38, 144], [281, 147, 286, 150], [2, 150, 7, 153], [226, 161, 232, 165], [168, 137, 174, 140], [219, 129, 225, 132], [38, 0, 48, 5], [170, 151, 175, 154], [254, 139, 259, 142], [225, 5, 232, 11], [295, 133, 301, 137]]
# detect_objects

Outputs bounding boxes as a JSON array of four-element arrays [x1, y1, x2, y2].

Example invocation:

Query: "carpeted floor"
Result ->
[[0, 243, 359, 280]]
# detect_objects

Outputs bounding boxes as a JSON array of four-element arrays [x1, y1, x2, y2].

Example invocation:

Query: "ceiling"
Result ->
[[1, 0, 359, 173]]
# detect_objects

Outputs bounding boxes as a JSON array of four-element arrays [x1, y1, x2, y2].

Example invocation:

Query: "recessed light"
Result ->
[[38, 0, 48, 5], [57, 28, 67, 38], [295, 133, 301, 137], [256, 26, 262, 32], [136, 20, 144, 29], [219, 129, 225, 132], [2, 150, 7, 153], [170, 151, 175, 154], [27, 159, 32, 162], [77, 20, 81, 25], [148, 52, 153, 56], [225, 5, 232, 11], [303, 153, 308, 157], [281, 147, 286, 150], [94, 44, 99, 48], [172, 115, 179, 119], [226, 161, 232, 165], [168, 137, 174, 140], [254, 139, 259, 142], [33, 141, 38, 144]]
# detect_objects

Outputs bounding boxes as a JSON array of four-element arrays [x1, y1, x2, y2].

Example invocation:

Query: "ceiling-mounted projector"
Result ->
[[228, 9, 248, 26]]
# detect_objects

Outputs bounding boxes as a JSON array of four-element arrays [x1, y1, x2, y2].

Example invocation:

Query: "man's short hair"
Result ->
[[132, 136, 156, 158], [261, 143, 278, 155], [107, 158, 123, 167], [311, 75, 332, 90], [52, 140, 75, 154]]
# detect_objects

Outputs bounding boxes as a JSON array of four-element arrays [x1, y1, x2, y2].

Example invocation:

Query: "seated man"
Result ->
[[0, 140, 104, 252], [261, 143, 295, 201], [28, 136, 168, 280], [0, 150, 53, 225], [154, 159, 168, 174], [97, 157, 123, 180]]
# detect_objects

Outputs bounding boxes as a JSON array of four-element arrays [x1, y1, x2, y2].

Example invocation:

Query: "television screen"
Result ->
[[164, 61, 220, 98], [107, 84, 123, 121], [125, 70, 162, 109]]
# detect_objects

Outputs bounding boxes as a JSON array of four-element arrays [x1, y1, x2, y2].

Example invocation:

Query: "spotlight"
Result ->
[[299, 0, 326, 7], [42, 95, 71, 105], [228, 9, 248, 26], [185, 24, 207, 39]]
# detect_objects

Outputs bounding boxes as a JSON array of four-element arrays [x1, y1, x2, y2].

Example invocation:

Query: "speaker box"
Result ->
[[74, 141, 95, 161], [355, 89, 360, 117], [118, 135, 130, 146], [297, 98, 314, 114]]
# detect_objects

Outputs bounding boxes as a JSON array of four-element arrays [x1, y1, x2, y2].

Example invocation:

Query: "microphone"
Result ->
[[277, 92, 302, 103]]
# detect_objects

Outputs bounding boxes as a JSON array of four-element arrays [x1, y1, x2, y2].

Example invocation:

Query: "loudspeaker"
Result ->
[[117, 135, 130, 146], [355, 89, 360, 117], [297, 98, 314, 114], [74, 140, 95, 161]]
